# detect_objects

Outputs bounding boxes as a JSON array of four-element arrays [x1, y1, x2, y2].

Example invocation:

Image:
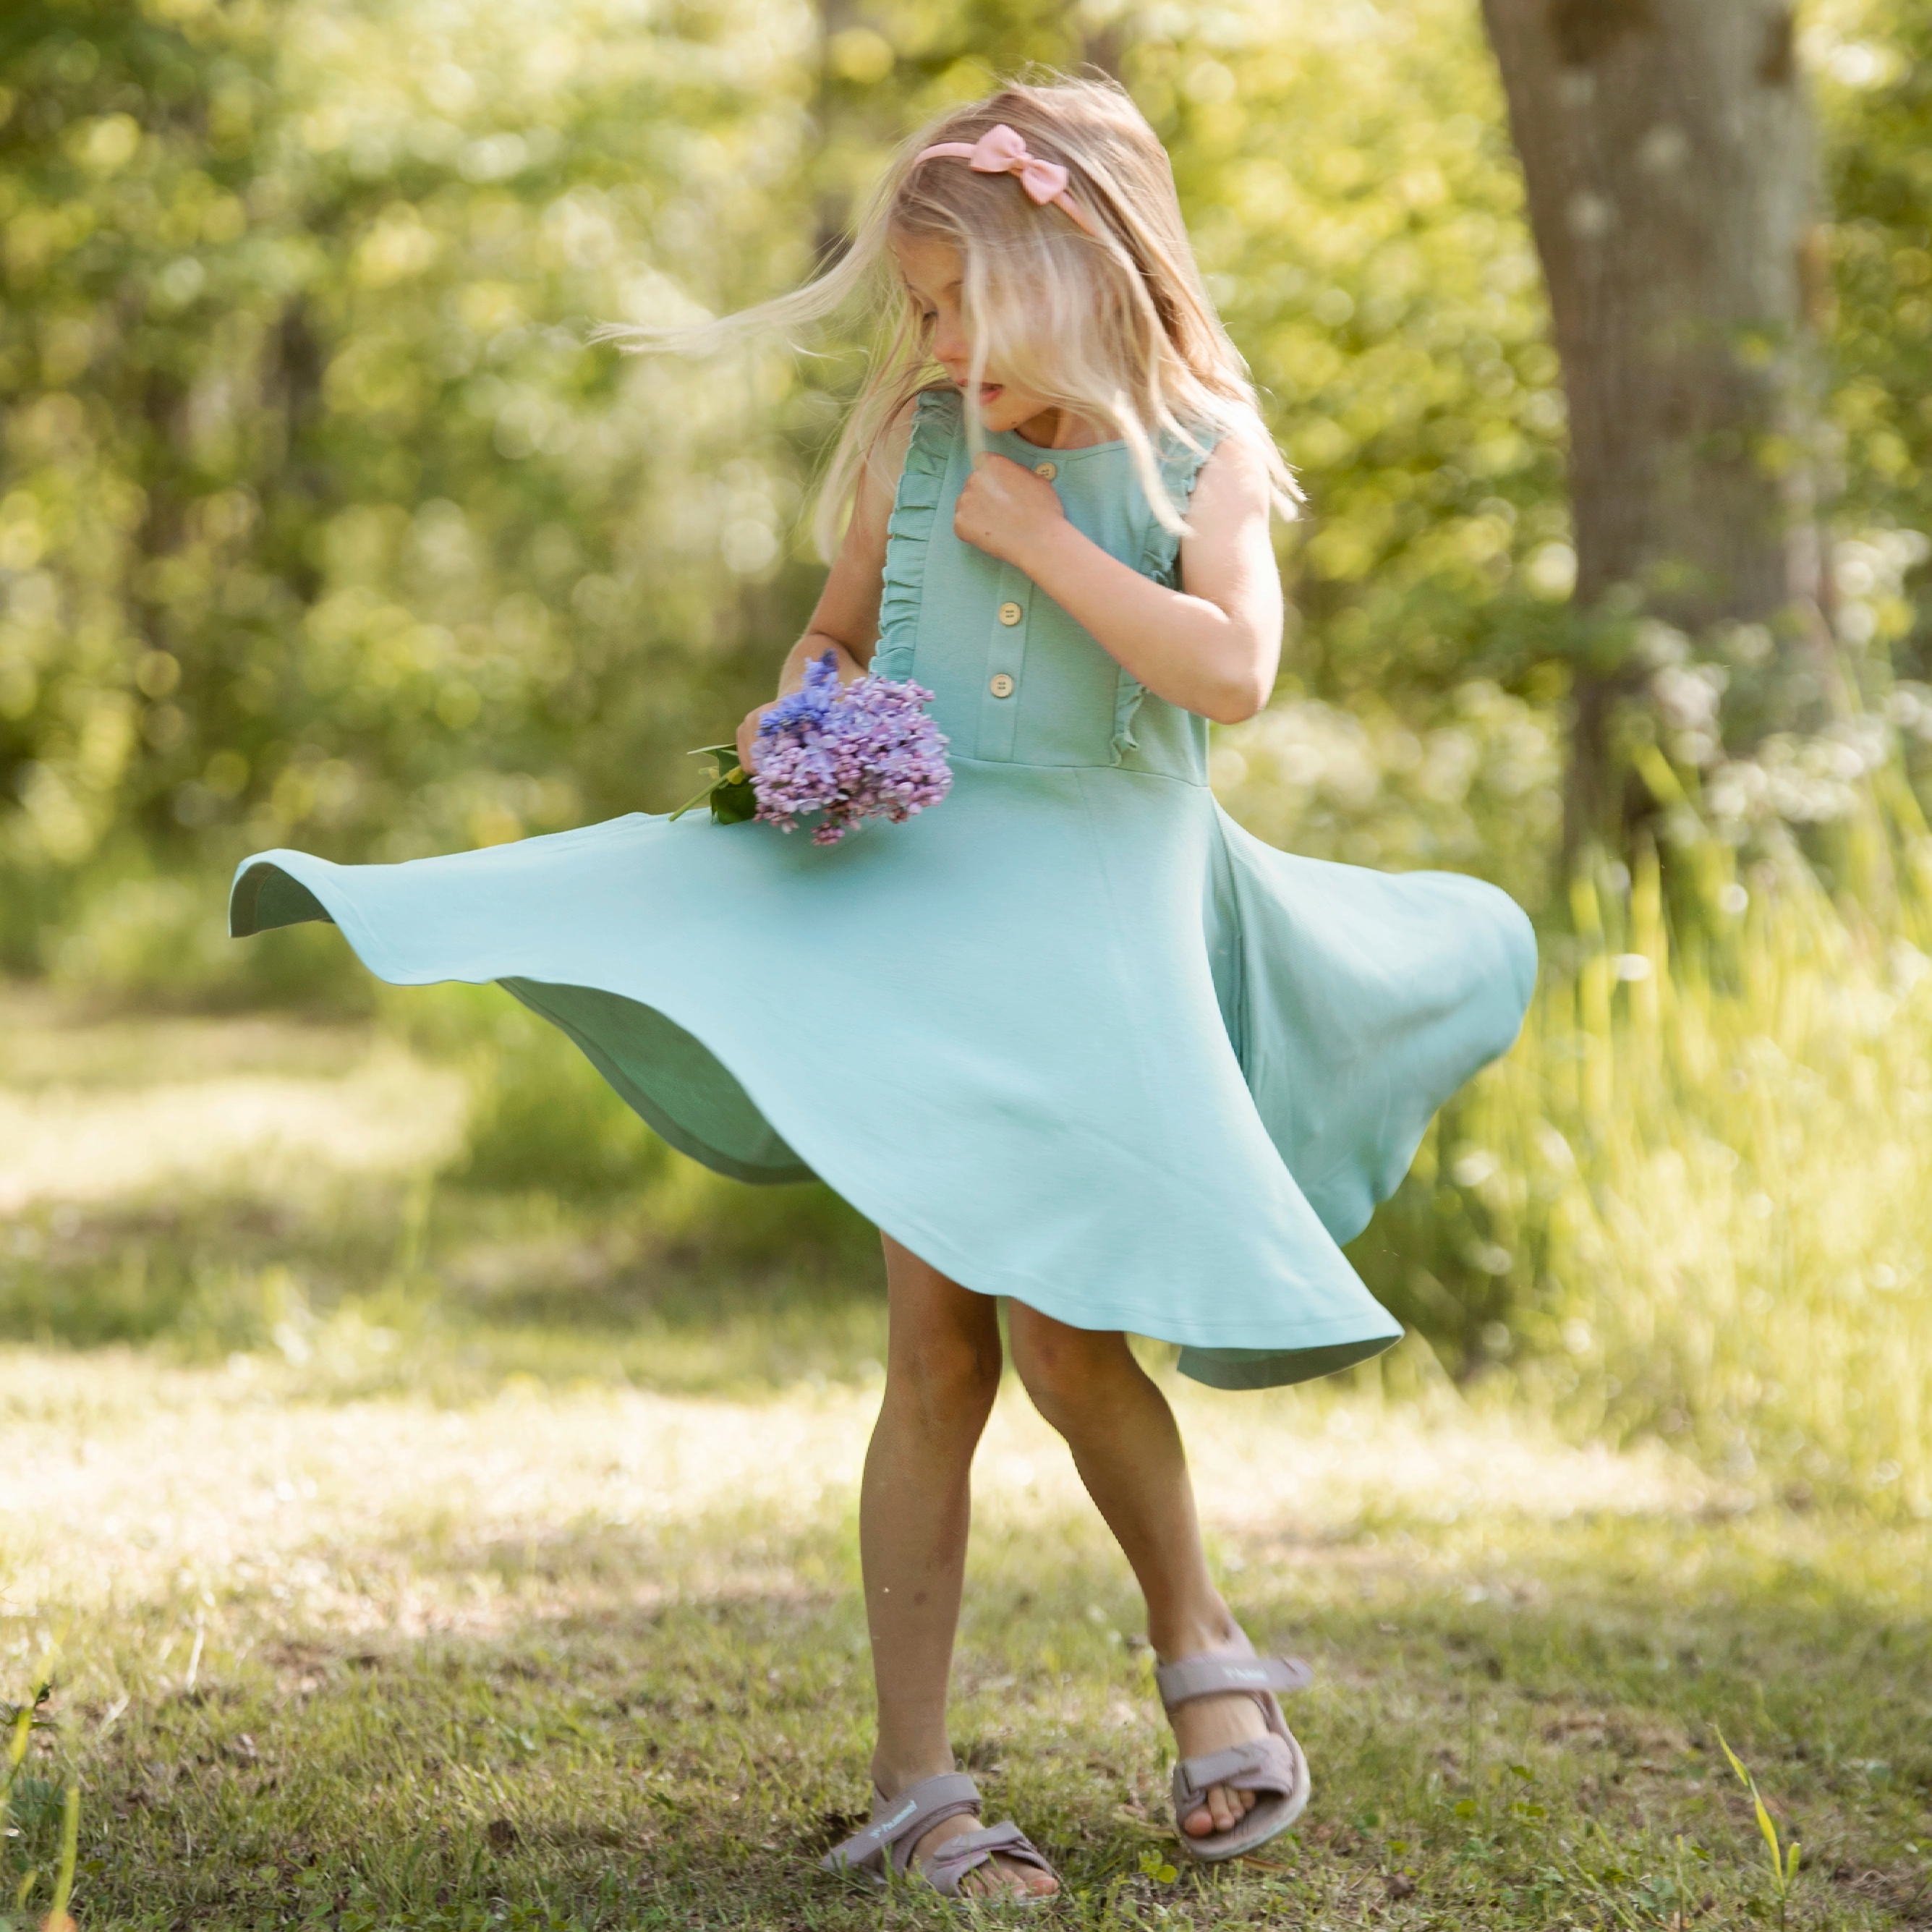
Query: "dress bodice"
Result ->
[[870, 388, 1220, 783]]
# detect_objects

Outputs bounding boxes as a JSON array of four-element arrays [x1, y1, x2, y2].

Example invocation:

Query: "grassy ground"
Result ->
[[2, 990, 1930, 1929]]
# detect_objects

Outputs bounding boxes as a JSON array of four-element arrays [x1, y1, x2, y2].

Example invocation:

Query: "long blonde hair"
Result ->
[[599, 75, 1301, 558]]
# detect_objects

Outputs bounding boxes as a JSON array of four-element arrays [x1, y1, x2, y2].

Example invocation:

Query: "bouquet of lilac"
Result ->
[[673, 652, 952, 846]]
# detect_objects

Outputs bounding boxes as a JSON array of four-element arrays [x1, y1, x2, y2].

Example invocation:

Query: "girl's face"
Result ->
[[896, 233, 1071, 447]]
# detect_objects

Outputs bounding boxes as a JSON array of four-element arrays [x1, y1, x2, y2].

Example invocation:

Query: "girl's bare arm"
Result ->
[[733, 406, 917, 769]]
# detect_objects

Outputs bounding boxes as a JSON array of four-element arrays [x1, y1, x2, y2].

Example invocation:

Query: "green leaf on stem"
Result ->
[[668, 744, 757, 825]]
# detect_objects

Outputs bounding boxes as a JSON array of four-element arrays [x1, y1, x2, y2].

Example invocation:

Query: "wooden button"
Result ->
[[989, 673, 1016, 699], [1034, 461, 1058, 481], [997, 600, 1022, 626]]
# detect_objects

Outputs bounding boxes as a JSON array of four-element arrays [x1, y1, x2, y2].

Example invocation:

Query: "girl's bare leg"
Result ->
[[860, 1235, 1058, 1898], [1005, 1301, 1267, 1839]]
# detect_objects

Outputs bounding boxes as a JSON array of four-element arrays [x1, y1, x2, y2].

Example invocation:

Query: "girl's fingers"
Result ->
[[954, 458, 1063, 561]]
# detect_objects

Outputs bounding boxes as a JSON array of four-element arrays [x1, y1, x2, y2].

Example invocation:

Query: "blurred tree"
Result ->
[[1479, 0, 1834, 854]]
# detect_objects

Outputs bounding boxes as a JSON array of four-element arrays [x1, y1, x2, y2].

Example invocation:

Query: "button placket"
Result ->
[[979, 567, 1030, 759]]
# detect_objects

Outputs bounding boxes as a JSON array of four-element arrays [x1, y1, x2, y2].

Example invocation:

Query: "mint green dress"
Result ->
[[231, 391, 1536, 1388]]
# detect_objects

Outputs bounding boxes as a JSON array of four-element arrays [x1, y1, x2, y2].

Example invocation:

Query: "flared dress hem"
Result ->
[[231, 846, 1405, 1390]]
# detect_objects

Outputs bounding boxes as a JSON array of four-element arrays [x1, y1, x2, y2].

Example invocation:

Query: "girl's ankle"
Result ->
[[1150, 1595, 1239, 1663], [869, 1748, 962, 1799]]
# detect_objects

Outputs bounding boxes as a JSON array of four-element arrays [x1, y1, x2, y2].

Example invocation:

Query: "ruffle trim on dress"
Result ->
[[1110, 424, 1223, 764], [872, 387, 960, 684]]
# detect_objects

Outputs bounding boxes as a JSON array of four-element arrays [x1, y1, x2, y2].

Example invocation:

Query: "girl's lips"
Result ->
[[958, 380, 1004, 403]]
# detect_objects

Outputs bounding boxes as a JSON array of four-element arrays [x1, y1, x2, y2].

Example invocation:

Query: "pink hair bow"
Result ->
[[914, 124, 1099, 237]]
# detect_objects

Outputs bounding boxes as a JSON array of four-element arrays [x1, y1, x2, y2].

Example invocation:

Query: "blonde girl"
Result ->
[[231, 75, 1535, 1900]]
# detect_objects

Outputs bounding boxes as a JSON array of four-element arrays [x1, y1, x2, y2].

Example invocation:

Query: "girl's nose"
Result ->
[[931, 315, 968, 367]]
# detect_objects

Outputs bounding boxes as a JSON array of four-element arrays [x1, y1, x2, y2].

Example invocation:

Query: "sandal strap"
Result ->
[[1156, 1651, 1311, 1710], [919, 1819, 1055, 1897], [1173, 1733, 1302, 1810], [821, 1771, 982, 1876]]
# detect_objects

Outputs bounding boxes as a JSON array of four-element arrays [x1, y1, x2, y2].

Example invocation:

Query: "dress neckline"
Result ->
[[989, 423, 1127, 460]]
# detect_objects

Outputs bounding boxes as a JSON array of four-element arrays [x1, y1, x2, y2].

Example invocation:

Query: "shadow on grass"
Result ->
[[0, 1175, 889, 1396]]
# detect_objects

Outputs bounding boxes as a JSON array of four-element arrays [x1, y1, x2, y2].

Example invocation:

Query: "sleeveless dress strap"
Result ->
[[872, 388, 961, 684], [1110, 425, 1224, 764]]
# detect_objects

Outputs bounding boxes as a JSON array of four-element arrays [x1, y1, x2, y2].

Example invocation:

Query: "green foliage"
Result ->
[[409, 984, 876, 1266], [10, 873, 1932, 1501], [1820, 0, 1932, 671], [0, 0, 838, 942], [1716, 1729, 1803, 1931], [1348, 795, 1932, 1513], [1, 0, 1575, 958], [1151, 2, 1574, 707], [451, 990, 677, 1199], [669, 744, 758, 827], [0, 1685, 78, 1932], [44, 854, 370, 1009], [1214, 678, 1562, 913]]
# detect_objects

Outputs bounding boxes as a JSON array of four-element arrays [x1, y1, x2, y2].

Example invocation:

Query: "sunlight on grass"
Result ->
[[0, 1347, 1721, 1628], [0, 988, 465, 1216], [3, 1348, 1927, 1929]]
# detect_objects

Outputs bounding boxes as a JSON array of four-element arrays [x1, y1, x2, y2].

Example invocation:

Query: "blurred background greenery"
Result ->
[[1, 0, 1929, 1512]]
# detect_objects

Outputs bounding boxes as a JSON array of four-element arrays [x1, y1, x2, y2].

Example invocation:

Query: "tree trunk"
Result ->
[[1478, 0, 1829, 854]]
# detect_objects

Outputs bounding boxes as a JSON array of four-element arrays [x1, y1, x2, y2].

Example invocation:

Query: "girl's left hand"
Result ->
[[954, 454, 1066, 569]]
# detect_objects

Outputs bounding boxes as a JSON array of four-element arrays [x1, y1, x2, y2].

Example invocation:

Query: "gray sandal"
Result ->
[[821, 1770, 1058, 1898], [1157, 1626, 1312, 1863]]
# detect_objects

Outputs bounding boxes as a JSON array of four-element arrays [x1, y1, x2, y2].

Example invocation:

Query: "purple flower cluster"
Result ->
[[754, 652, 953, 845]]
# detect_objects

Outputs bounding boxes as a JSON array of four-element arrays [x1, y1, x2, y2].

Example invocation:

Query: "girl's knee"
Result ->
[[1008, 1305, 1129, 1424], [887, 1326, 1002, 1430]]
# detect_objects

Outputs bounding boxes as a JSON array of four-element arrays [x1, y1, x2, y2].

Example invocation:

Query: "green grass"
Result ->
[[4, 1350, 1929, 1930], [1348, 822, 1932, 1517], [0, 982, 886, 1397]]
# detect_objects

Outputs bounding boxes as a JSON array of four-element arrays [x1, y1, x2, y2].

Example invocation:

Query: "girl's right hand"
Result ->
[[735, 702, 773, 774]]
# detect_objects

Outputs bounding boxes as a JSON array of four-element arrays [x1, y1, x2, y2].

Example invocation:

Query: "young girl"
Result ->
[[231, 77, 1535, 1899]]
